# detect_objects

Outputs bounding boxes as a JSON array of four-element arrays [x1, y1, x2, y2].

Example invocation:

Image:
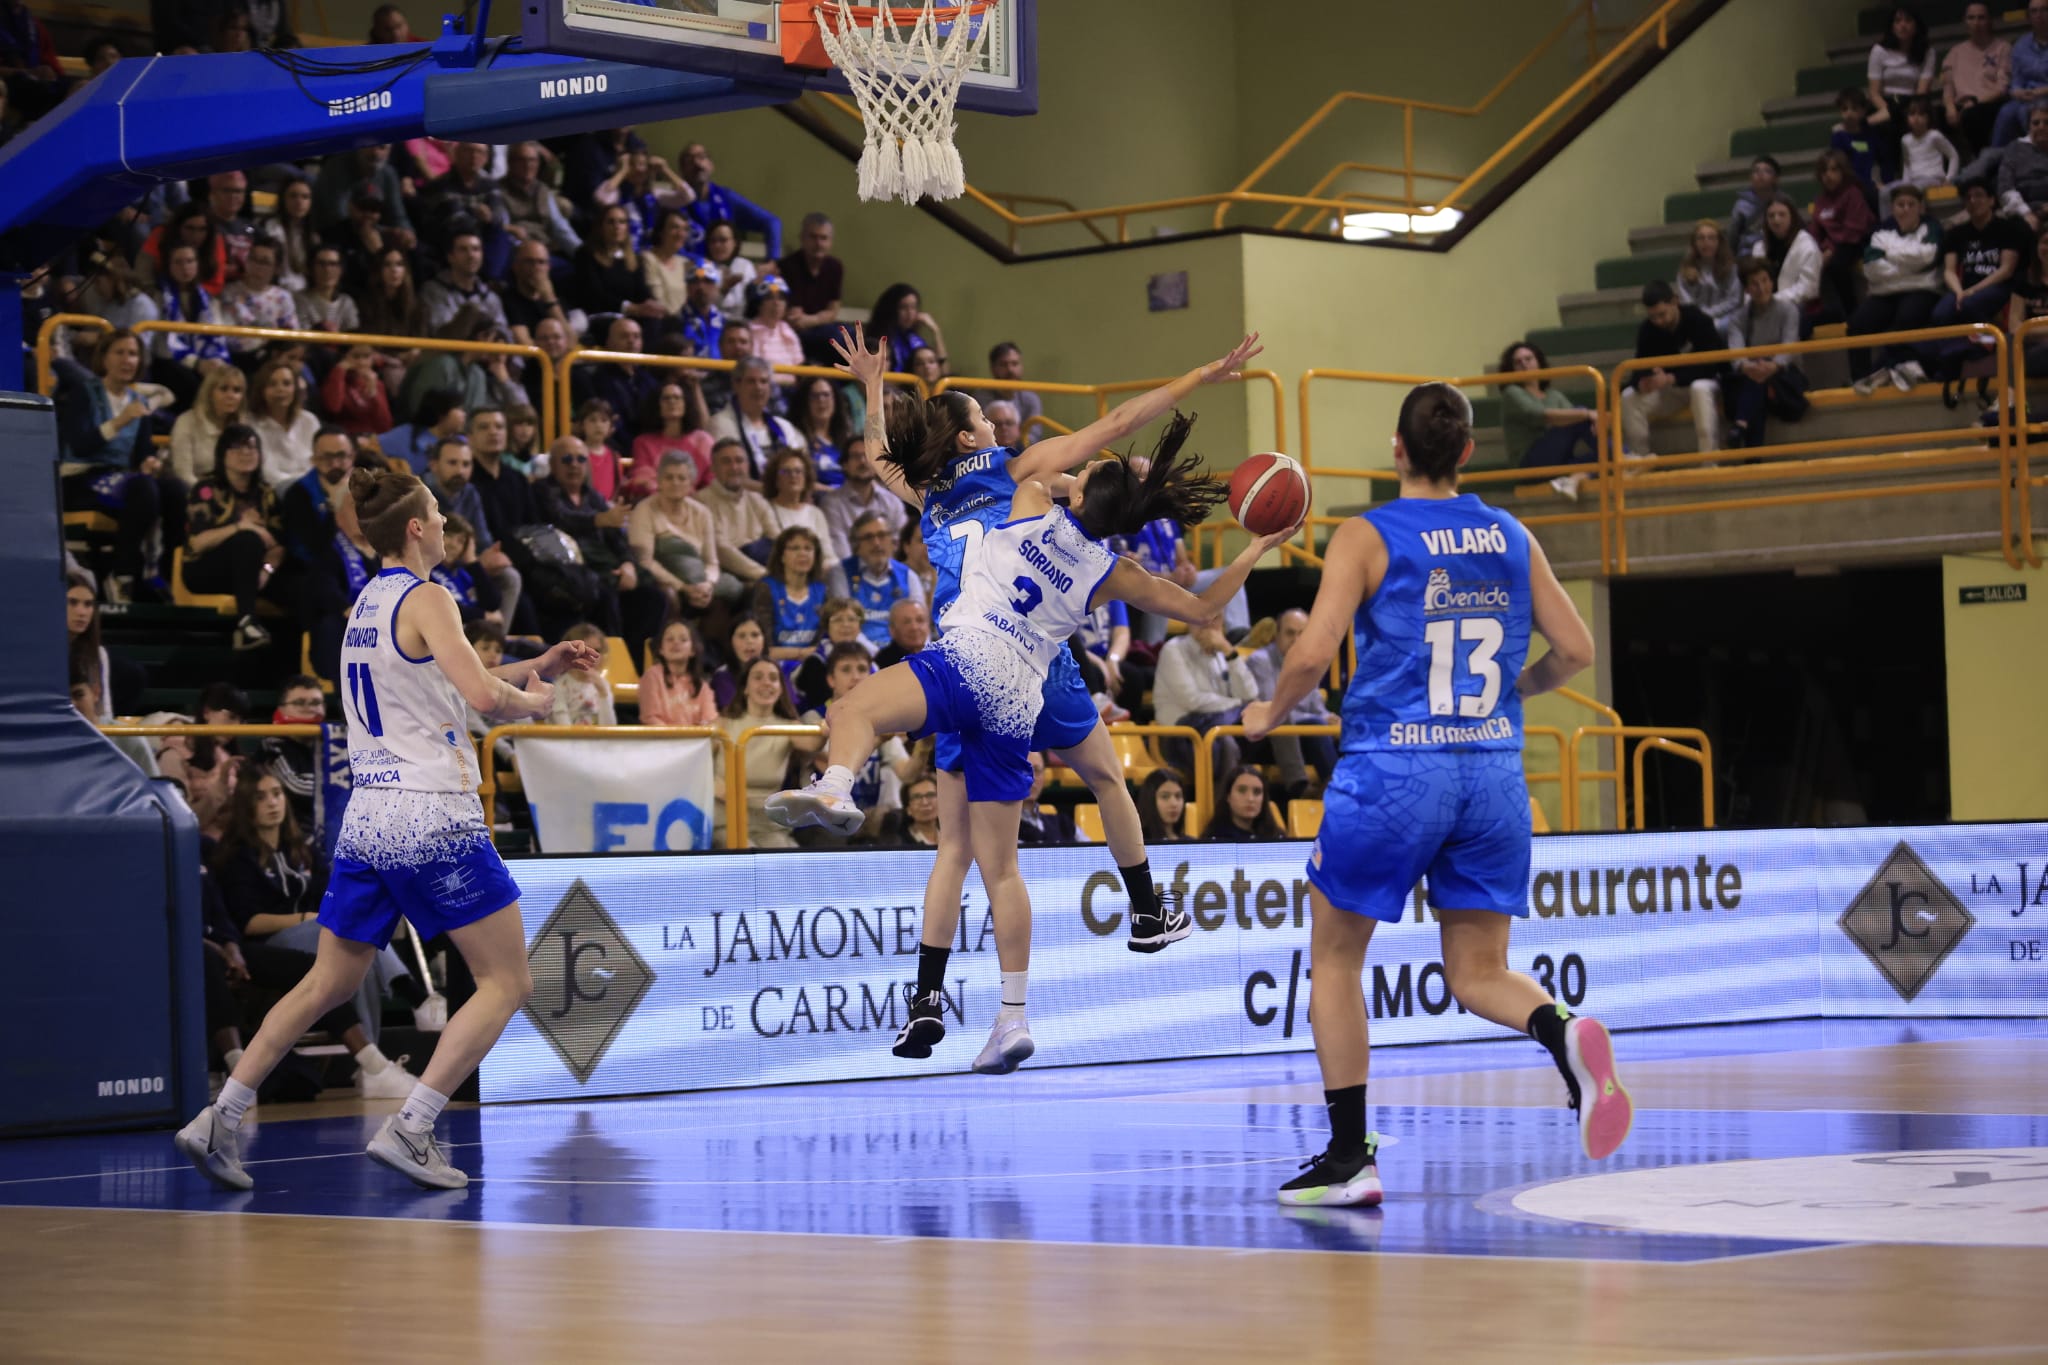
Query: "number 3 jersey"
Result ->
[[341, 569, 480, 795], [1342, 495, 1532, 755]]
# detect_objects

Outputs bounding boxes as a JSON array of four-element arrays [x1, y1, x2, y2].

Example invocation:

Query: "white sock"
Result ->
[[397, 1082, 450, 1136], [818, 764, 855, 797], [215, 1077, 257, 1131], [998, 970, 1027, 1022], [354, 1042, 392, 1075]]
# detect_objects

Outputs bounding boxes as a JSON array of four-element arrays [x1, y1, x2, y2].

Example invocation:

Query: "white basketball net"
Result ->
[[816, 0, 993, 205]]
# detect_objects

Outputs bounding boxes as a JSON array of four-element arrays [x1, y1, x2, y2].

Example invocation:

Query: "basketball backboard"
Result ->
[[522, 0, 1037, 115]]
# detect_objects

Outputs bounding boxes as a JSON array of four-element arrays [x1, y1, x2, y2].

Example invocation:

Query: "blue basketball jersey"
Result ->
[[920, 445, 1017, 622], [839, 554, 915, 648], [767, 578, 827, 650], [1340, 494, 1532, 755]]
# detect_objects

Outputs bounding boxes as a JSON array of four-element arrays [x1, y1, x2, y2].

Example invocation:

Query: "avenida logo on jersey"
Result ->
[[525, 880, 657, 1082], [1424, 567, 1511, 616]]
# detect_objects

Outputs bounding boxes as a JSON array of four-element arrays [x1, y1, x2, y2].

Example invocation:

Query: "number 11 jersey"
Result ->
[[340, 568, 479, 794], [1343, 494, 1532, 756]]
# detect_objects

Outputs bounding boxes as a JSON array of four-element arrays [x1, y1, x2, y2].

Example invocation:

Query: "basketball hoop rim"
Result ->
[[816, 0, 999, 30]]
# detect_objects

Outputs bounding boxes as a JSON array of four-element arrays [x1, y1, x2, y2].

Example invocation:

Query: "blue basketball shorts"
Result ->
[[909, 638, 1036, 803], [320, 839, 521, 950], [933, 645, 1098, 778], [1306, 748, 1532, 924]]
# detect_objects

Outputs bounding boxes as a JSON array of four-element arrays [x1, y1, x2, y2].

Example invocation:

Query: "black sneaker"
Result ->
[[1276, 1135, 1382, 1207], [891, 984, 947, 1059], [1128, 884, 1193, 954]]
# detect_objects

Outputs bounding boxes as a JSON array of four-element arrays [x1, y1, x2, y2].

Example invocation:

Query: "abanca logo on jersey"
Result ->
[[1424, 567, 1511, 615]]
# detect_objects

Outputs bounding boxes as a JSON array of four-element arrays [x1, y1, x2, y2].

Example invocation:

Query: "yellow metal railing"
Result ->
[[2009, 316, 2048, 569], [1566, 725, 1716, 832], [731, 723, 829, 848]]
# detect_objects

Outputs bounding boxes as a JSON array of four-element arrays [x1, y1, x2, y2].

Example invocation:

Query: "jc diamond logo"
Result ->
[[1839, 842, 1974, 1001], [525, 880, 656, 1082]]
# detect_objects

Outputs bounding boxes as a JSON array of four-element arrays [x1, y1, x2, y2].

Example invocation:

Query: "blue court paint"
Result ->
[[2, 1021, 2042, 1264]]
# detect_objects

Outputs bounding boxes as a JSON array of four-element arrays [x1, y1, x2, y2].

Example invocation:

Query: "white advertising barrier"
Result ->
[[482, 821, 2048, 1104], [514, 737, 717, 854]]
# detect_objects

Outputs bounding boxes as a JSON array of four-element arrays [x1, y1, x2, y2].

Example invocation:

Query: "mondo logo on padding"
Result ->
[[1838, 841, 1975, 1001], [525, 879, 657, 1083]]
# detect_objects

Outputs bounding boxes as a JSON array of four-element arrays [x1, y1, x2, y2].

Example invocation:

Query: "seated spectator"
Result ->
[[0, 0, 64, 120], [458, 408, 532, 629], [1138, 768, 1190, 843], [872, 597, 930, 670], [2006, 221, 2048, 373], [281, 425, 355, 566], [1498, 339, 1602, 501], [259, 675, 328, 833], [577, 317, 661, 451], [461, 620, 532, 762], [1246, 609, 1339, 799], [870, 282, 948, 374], [498, 236, 573, 350], [765, 445, 832, 545], [1850, 184, 1945, 391], [263, 178, 319, 293], [203, 171, 259, 285], [524, 315, 573, 416], [500, 141, 582, 264], [67, 574, 118, 721], [56, 329, 179, 600], [171, 339, 250, 487], [631, 383, 713, 490], [746, 275, 804, 375], [368, 4, 412, 42], [246, 355, 320, 487], [142, 201, 224, 295], [424, 436, 503, 586], [420, 230, 510, 339], [779, 213, 845, 363], [1918, 177, 2025, 386], [1810, 149, 1877, 324], [378, 388, 468, 475], [1943, 3, 2010, 157], [696, 436, 778, 592], [1152, 620, 1256, 779], [976, 341, 1045, 435], [431, 514, 502, 626], [546, 622, 617, 726], [792, 597, 872, 712], [1728, 155, 1781, 256], [183, 423, 287, 651], [295, 244, 361, 335], [680, 140, 783, 259], [570, 397, 626, 499], [566, 126, 646, 209], [820, 437, 904, 562], [1752, 195, 1823, 323], [711, 615, 768, 710], [83, 32, 124, 76], [420, 142, 511, 273], [1071, 597, 1133, 709], [628, 449, 723, 626], [536, 436, 665, 656], [793, 649, 905, 848], [708, 357, 805, 481], [355, 245, 429, 396], [1619, 281, 1726, 458], [79, 235, 161, 333], [1897, 95, 1960, 190], [596, 147, 693, 249], [320, 343, 394, 436], [640, 617, 720, 727], [879, 773, 944, 849], [829, 509, 924, 650], [1016, 751, 1072, 845], [572, 204, 667, 323], [304, 472, 381, 679], [908, 345, 946, 392], [700, 219, 757, 319], [716, 656, 819, 849], [681, 261, 726, 362], [152, 242, 233, 407], [1832, 88, 1893, 201], [506, 404, 542, 469], [325, 182, 401, 293], [1865, 7, 1936, 165], [1725, 260, 1811, 448], [984, 399, 1023, 453], [1995, 4, 2048, 148], [2002, 101, 2048, 227], [702, 323, 759, 416], [756, 525, 830, 663], [641, 207, 697, 320], [1204, 766, 1288, 842], [790, 376, 851, 487], [1678, 219, 1745, 341]]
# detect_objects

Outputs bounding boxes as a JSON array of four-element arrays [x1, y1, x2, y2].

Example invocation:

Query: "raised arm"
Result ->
[[1242, 516, 1383, 741], [1011, 333, 1263, 485], [1101, 515, 1300, 627], [405, 580, 556, 721], [833, 324, 923, 512]]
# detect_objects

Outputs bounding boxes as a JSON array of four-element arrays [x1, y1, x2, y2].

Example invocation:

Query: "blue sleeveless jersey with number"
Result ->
[[920, 446, 1016, 622], [840, 554, 915, 647], [767, 578, 826, 650], [1341, 494, 1532, 755]]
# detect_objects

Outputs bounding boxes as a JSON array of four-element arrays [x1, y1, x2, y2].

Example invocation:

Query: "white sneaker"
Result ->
[[356, 1056, 415, 1099], [764, 781, 864, 836], [1891, 360, 1927, 390], [366, 1114, 469, 1189], [413, 994, 449, 1032], [1852, 369, 1889, 396], [971, 1015, 1036, 1075], [232, 615, 271, 651], [174, 1106, 253, 1190], [1548, 475, 1581, 502]]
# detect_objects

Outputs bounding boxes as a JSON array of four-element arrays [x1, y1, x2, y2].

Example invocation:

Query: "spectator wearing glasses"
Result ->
[[280, 425, 357, 566], [791, 375, 852, 488], [294, 245, 360, 334], [539, 435, 665, 657], [500, 237, 572, 348], [707, 357, 805, 483], [746, 275, 805, 374], [500, 141, 582, 265], [828, 510, 925, 651], [628, 449, 723, 628], [182, 423, 287, 651], [819, 436, 903, 562]]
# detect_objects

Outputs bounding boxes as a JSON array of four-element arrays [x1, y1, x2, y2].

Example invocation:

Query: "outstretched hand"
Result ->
[[1245, 511, 1307, 562], [533, 638, 603, 682], [1201, 332, 1264, 385], [832, 324, 890, 389]]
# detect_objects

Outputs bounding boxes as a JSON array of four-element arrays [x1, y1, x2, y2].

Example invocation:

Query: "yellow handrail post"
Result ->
[[1631, 735, 1715, 829], [2014, 317, 2047, 568], [1523, 723, 1570, 832], [1567, 724, 1714, 832]]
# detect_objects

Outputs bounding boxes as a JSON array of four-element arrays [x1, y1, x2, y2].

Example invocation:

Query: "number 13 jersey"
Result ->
[[340, 568, 479, 795], [1343, 494, 1532, 755]]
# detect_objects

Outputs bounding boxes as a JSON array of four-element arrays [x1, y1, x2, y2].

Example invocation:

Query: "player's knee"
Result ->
[[501, 961, 535, 1008], [1442, 945, 1505, 1000]]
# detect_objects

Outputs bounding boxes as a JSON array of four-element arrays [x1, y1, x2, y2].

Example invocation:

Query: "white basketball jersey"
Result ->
[[940, 508, 1117, 675], [340, 570, 478, 795]]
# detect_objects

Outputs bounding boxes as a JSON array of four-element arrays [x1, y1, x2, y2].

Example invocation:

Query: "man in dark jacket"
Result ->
[[1620, 279, 1726, 458]]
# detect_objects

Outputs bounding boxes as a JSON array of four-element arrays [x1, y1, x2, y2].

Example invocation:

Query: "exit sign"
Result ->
[[1958, 584, 2027, 605]]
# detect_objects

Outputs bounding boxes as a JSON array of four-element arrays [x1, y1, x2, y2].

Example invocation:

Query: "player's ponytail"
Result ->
[[350, 465, 433, 558], [1074, 411, 1227, 541], [882, 389, 980, 492], [1396, 382, 1473, 485]]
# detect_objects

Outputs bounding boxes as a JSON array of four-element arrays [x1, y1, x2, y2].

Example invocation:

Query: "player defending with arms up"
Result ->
[[177, 466, 596, 1192], [1244, 383, 1632, 1208]]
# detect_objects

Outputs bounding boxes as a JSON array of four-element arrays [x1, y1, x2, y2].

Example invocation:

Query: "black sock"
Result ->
[[915, 943, 951, 998], [1325, 1084, 1366, 1155], [1119, 860, 1159, 919], [1527, 1002, 1572, 1064]]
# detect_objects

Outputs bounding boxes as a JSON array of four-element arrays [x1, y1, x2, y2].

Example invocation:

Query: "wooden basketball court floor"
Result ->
[[3, 1019, 2045, 1364]]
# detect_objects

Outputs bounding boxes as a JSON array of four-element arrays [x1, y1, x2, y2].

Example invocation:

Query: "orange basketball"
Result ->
[[1228, 452, 1309, 536]]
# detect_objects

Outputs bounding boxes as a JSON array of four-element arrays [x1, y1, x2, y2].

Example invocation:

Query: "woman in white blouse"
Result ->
[[168, 363, 248, 485], [702, 220, 757, 320], [642, 208, 697, 317], [293, 244, 360, 336], [1751, 196, 1823, 322], [1867, 8, 1936, 162], [245, 355, 320, 488]]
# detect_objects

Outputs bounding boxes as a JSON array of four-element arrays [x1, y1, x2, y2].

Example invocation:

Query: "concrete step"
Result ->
[[1698, 149, 1826, 189], [1630, 377, 2002, 458], [1854, 3, 1971, 39], [1764, 92, 1840, 122], [1668, 178, 1818, 225], [1732, 117, 1838, 157], [1597, 251, 1683, 290], [1558, 285, 1646, 327], [1829, 17, 2005, 62], [1525, 320, 1640, 360], [1796, 60, 1870, 97], [1630, 222, 1697, 255]]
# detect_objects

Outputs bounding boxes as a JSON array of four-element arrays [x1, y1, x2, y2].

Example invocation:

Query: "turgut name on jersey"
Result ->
[[1388, 716, 1515, 746], [1421, 525, 1508, 556], [932, 453, 997, 494], [343, 625, 380, 649], [1018, 538, 1076, 593]]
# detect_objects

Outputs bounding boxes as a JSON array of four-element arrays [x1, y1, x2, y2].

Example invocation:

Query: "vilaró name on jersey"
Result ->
[[1420, 525, 1508, 556]]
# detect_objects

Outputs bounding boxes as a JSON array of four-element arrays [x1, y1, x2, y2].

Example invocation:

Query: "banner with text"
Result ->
[[479, 821, 2048, 1103], [515, 737, 717, 855]]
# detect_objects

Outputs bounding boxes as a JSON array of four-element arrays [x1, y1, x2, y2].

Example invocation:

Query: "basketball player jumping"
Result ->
[[1243, 383, 1633, 1207], [176, 466, 597, 1191]]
